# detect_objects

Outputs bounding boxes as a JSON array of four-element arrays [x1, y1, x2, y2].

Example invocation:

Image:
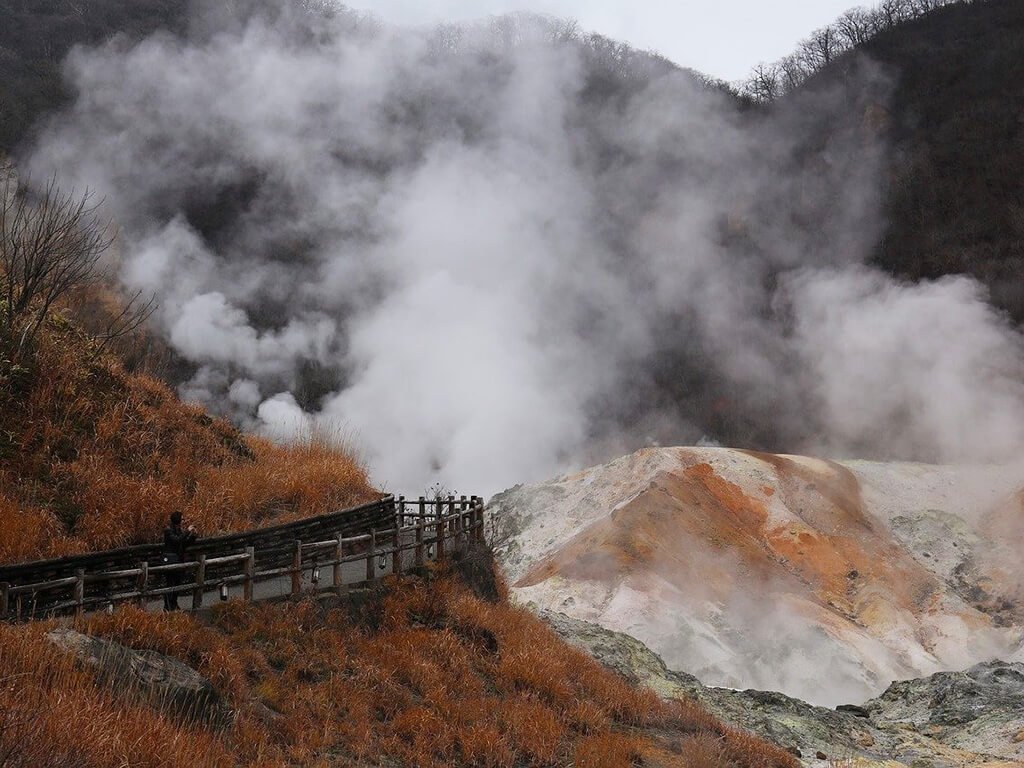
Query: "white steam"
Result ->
[[24, 5, 1024, 493]]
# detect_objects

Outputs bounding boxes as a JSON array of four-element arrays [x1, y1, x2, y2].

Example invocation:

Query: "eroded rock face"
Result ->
[[490, 447, 1024, 705], [47, 628, 232, 727], [543, 610, 1024, 767], [865, 661, 1024, 762]]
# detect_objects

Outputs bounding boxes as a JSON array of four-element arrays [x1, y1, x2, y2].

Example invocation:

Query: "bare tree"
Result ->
[[487, 13, 524, 49], [836, 7, 876, 47], [544, 17, 581, 44], [745, 63, 782, 102], [800, 25, 843, 69], [877, 0, 913, 27], [907, 0, 943, 14], [778, 54, 811, 93], [89, 289, 158, 360], [0, 175, 116, 360], [428, 23, 464, 57]]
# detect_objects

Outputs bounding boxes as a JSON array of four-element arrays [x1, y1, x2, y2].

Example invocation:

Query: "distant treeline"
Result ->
[[0, 0, 725, 155], [740, 0, 991, 100]]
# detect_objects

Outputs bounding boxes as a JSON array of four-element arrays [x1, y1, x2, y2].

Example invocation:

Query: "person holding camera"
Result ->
[[161, 511, 198, 611]]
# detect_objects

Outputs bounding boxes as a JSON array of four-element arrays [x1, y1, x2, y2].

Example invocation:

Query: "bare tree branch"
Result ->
[[89, 289, 159, 360]]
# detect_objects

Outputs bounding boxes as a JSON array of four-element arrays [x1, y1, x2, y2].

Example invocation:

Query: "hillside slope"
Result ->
[[489, 447, 1024, 706], [0, 571, 799, 768], [0, 310, 377, 563]]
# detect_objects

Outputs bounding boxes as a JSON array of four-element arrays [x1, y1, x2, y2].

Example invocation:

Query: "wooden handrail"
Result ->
[[1, 496, 486, 621], [0, 495, 395, 580]]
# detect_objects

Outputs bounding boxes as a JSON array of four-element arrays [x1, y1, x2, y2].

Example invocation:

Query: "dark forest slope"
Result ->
[[797, 0, 1024, 319], [0, 0, 699, 156], [0, 0, 191, 151]]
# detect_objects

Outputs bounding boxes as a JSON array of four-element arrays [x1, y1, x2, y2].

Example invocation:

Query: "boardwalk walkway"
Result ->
[[0, 495, 485, 621]]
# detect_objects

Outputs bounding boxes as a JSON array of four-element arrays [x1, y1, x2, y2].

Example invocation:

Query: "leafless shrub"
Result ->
[[0, 174, 156, 363], [0, 175, 114, 359]]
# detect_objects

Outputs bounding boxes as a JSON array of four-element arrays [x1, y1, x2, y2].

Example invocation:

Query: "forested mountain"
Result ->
[[6, 0, 1021, 322], [750, 0, 1024, 321], [860, 0, 1024, 320], [0, 0, 710, 156]]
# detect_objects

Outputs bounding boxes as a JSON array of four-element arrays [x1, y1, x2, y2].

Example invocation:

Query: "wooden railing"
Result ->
[[0, 495, 485, 621]]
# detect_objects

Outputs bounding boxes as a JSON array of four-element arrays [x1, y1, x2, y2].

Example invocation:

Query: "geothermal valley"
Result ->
[[3, 0, 1024, 766]]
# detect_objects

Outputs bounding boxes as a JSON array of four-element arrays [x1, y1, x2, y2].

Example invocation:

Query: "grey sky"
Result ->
[[352, 0, 862, 82]]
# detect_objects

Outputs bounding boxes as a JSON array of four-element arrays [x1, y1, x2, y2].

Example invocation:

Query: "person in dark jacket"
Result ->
[[162, 511, 197, 611]]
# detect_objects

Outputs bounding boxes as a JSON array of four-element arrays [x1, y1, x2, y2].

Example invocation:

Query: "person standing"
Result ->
[[162, 511, 198, 611]]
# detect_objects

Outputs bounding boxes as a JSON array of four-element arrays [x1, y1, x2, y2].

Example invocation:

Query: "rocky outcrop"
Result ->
[[864, 661, 1024, 763], [47, 628, 232, 727], [490, 447, 1024, 705], [543, 610, 1024, 767]]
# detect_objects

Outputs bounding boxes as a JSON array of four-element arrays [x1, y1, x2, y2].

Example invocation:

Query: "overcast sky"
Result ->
[[352, 0, 862, 82]]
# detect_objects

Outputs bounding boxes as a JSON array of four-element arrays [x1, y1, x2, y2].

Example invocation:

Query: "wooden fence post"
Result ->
[[457, 496, 468, 549], [74, 569, 85, 618], [0, 582, 8, 620], [334, 535, 347, 597], [292, 540, 302, 596], [192, 554, 206, 610], [366, 530, 376, 582], [449, 496, 458, 552], [435, 499, 446, 561], [398, 495, 406, 528], [416, 497, 426, 567], [392, 528, 401, 575], [137, 561, 149, 607], [244, 547, 255, 602]]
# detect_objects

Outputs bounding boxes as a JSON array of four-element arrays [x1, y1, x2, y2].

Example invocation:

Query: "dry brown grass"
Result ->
[[0, 569, 799, 768], [0, 310, 378, 563], [24, 571, 792, 768]]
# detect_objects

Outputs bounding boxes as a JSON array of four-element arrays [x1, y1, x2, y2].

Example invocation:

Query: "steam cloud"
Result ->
[[24, 3, 1024, 494]]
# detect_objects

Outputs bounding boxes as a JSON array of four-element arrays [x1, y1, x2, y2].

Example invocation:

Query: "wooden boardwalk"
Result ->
[[0, 495, 485, 621]]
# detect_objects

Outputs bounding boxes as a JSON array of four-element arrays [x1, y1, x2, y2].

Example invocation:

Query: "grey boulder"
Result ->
[[47, 627, 232, 728]]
